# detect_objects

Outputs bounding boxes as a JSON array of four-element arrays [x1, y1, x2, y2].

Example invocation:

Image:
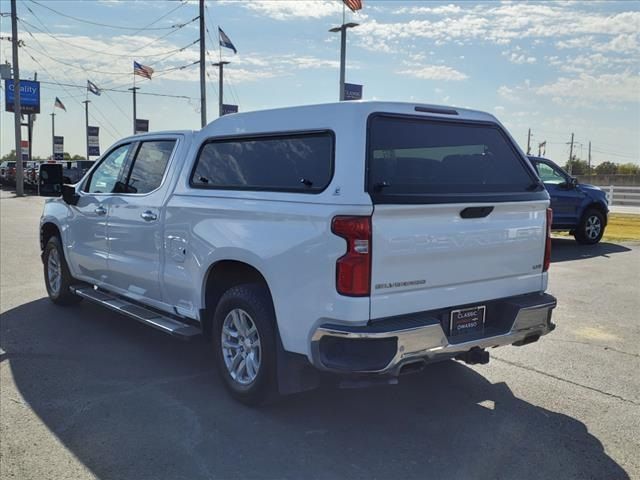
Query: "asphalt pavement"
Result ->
[[1, 188, 639, 480]]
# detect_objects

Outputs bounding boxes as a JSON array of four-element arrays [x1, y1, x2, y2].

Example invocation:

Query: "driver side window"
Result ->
[[535, 162, 565, 185], [86, 144, 130, 193]]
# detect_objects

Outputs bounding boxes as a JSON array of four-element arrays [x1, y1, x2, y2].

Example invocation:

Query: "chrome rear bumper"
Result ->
[[311, 293, 556, 375]]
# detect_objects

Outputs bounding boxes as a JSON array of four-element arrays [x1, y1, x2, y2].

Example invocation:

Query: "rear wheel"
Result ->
[[212, 283, 278, 405], [574, 209, 605, 245], [43, 236, 82, 305]]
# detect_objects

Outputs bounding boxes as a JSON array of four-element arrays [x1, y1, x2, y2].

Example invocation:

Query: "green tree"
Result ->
[[71, 154, 86, 160], [595, 161, 618, 175], [1, 150, 17, 162], [617, 163, 640, 175], [564, 157, 592, 175]]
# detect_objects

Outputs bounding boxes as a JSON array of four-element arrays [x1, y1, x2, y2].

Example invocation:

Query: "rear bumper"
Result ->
[[310, 292, 556, 375]]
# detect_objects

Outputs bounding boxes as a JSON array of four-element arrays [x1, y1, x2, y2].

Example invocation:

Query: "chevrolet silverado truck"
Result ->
[[40, 101, 557, 404]]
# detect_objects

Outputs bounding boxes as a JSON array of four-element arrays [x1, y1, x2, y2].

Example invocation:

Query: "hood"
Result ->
[[578, 183, 607, 200]]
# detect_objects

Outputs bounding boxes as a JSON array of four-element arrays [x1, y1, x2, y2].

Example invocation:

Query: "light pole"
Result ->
[[212, 61, 230, 117], [129, 86, 139, 134], [82, 100, 90, 160], [329, 22, 358, 101]]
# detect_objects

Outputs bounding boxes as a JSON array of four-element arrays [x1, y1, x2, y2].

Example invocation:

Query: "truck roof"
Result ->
[[199, 101, 500, 139]]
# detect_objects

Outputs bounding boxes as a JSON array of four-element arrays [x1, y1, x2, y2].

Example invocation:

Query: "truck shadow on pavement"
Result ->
[[1, 298, 629, 480], [551, 237, 632, 263]]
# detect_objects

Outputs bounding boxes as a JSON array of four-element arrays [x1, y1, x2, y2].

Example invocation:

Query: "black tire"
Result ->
[[212, 283, 278, 406], [574, 209, 605, 245], [43, 236, 82, 305]]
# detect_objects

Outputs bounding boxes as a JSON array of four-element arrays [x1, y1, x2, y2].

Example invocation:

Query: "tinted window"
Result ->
[[87, 144, 130, 193], [126, 140, 175, 194], [534, 161, 566, 185], [368, 116, 536, 200], [191, 132, 333, 192]]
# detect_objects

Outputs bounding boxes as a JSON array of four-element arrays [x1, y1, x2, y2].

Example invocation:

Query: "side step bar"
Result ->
[[71, 286, 202, 340]]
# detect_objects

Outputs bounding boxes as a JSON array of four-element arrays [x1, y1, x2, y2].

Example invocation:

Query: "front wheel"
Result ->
[[212, 284, 278, 406], [574, 209, 605, 245], [43, 236, 82, 305]]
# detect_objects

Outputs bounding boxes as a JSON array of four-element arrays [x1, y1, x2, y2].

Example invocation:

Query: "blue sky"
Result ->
[[1, 0, 639, 166]]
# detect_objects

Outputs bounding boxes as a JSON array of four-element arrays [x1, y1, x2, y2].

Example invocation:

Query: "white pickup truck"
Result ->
[[40, 101, 556, 404]]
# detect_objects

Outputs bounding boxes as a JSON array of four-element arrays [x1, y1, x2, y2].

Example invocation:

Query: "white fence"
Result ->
[[596, 185, 640, 207]]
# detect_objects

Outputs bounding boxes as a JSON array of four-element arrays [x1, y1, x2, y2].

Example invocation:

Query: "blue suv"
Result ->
[[528, 157, 608, 244]]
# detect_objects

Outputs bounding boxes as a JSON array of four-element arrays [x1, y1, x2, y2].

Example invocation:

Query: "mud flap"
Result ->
[[276, 332, 320, 395]]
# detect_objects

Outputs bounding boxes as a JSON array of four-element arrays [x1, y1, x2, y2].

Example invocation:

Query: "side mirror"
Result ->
[[61, 184, 80, 206]]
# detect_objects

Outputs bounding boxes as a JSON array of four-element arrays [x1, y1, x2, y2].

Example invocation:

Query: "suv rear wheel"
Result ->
[[43, 236, 82, 305], [212, 283, 278, 405], [574, 209, 605, 245]]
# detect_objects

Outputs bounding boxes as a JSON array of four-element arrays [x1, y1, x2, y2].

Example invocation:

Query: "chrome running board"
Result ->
[[70, 286, 201, 340]]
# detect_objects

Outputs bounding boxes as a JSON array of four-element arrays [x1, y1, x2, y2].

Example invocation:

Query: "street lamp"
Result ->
[[329, 22, 359, 101]]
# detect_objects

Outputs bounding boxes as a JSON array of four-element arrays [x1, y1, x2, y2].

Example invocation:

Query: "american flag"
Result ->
[[54, 97, 66, 111], [343, 0, 363, 12], [134, 61, 154, 80]]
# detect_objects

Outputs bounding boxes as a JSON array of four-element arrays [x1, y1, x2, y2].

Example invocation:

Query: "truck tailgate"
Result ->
[[370, 201, 547, 319]]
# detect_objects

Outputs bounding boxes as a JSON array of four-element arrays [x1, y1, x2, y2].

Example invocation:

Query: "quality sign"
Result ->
[[4, 79, 41, 114]]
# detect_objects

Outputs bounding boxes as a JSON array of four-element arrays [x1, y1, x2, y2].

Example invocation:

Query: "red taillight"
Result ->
[[331, 216, 371, 296], [543, 208, 553, 272]]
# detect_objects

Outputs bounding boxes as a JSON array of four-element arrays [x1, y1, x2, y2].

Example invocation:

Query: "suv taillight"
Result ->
[[331, 216, 371, 296], [543, 208, 553, 272]]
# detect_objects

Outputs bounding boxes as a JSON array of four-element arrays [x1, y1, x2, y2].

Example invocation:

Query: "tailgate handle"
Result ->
[[460, 206, 494, 219]]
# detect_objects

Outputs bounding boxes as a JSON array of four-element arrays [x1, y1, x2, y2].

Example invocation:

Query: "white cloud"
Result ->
[[536, 72, 640, 105], [397, 65, 468, 81], [353, 3, 640, 54], [394, 4, 462, 15], [240, 1, 344, 20], [503, 50, 537, 64]]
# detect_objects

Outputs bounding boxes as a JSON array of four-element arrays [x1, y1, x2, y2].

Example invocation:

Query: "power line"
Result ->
[[27, 0, 190, 31], [37, 80, 199, 100], [21, 48, 123, 140], [19, 17, 199, 60], [21, 41, 199, 78], [591, 148, 637, 160]]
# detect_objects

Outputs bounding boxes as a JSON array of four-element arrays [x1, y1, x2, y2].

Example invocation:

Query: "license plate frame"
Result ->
[[449, 305, 486, 336]]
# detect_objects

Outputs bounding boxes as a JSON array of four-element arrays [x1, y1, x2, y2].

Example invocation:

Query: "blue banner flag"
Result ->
[[218, 27, 237, 54]]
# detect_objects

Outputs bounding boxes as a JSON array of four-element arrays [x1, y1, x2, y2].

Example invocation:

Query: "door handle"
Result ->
[[94, 206, 107, 215], [140, 210, 158, 222]]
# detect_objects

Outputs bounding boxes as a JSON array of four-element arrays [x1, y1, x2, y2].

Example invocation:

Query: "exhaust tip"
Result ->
[[399, 360, 426, 376]]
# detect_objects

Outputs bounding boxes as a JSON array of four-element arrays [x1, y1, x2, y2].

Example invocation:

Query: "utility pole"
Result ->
[[10, 0, 24, 196], [568, 132, 575, 174], [28, 72, 36, 163], [588, 141, 592, 177], [212, 61, 229, 117], [526, 128, 532, 155], [329, 22, 359, 101], [199, 0, 206, 127], [129, 86, 139, 134], [82, 100, 90, 160], [50, 113, 55, 159]]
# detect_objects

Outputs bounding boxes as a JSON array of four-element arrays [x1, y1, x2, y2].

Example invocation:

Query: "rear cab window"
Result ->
[[367, 115, 543, 204], [190, 131, 334, 193]]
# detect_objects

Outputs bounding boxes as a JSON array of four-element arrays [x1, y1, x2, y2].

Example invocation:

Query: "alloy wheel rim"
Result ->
[[221, 308, 261, 385], [585, 216, 601, 240], [47, 249, 62, 296]]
